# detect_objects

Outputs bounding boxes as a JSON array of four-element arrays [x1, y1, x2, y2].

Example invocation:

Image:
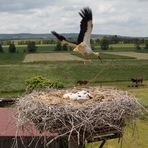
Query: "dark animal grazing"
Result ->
[[137, 78, 143, 84], [130, 78, 143, 87], [77, 80, 88, 85]]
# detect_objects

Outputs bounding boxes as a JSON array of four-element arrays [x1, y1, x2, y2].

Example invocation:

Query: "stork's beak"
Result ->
[[98, 55, 103, 63]]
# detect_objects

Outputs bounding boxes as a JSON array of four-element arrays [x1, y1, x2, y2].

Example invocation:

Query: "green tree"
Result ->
[[5, 40, 11, 45], [95, 38, 100, 46], [0, 44, 4, 53], [8, 43, 16, 53], [144, 40, 148, 49], [90, 39, 95, 50], [100, 37, 109, 50], [111, 35, 119, 44], [135, 40, 141, 50], [62, 44, 68, 51], [27, 41, 37, 53], [55, 41, 62, 51]]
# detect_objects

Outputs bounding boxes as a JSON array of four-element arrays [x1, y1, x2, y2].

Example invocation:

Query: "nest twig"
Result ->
[[16, 87, 142, 146]]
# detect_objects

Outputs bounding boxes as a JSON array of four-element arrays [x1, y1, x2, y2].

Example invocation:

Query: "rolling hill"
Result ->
[[0, 33, 147, 40]]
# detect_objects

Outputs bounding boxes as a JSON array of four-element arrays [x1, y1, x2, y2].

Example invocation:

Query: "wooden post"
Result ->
[[99, 140, 106, 148]]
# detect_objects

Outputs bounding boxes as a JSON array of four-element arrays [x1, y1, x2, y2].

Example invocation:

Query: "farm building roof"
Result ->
[[0, 108, 57, 137]]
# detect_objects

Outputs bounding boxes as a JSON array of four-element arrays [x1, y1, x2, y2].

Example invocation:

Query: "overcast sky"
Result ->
[[0, 0, 148, 37]]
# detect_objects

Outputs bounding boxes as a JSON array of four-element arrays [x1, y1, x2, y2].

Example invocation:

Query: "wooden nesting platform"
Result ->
[[87, 130, 122, 148]]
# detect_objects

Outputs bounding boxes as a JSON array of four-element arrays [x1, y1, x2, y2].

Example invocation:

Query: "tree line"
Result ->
[[134, 39, 148, 50], [54, 35, 148, 51], [0, 35, 147, 46], [1, 39, 56, 46], [0, 41, 37, 53], [0, 36, 148, 53]]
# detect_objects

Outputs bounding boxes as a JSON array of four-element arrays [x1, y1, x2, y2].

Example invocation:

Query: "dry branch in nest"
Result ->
[[16, 87, 143, 146]]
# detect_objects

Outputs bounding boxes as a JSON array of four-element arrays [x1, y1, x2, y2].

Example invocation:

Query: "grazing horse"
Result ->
[[130, 77, 143, 87], [77, 80, 88, 86]]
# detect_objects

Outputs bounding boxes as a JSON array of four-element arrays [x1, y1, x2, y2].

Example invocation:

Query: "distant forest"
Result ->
[[0, 33, 147, 46]]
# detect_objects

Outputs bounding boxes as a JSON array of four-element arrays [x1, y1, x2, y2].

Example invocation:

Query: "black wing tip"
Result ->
[[82, 7, 92, 12], [77, 7, 93, 44], [51, 31, 66, 41], [51, 31, 58, 36], [79, 7, 92, 20]]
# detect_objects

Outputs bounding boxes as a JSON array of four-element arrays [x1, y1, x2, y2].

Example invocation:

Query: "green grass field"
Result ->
[[102, 52, 148, 60], [0, 59, 148, 97], [0, 44, 147, 148], [0, 53, 25, 64], [94, 44, 135, 51], [94, 43, 146, 52]]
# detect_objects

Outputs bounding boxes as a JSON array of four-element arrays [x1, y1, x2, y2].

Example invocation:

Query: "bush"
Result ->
[[144, 41, 148, 49], [135, 41, 141, 50], [100, 37, 109, 50], [55, 42, 69, 51], [109, 46, 114, 50], [27, 41, 37, 53], [62, 44, 68, 51], [55, 41, 62, 51], [8, 43, 16, 53], [25, 76, 64, 92], [0, 44, 4, 53]]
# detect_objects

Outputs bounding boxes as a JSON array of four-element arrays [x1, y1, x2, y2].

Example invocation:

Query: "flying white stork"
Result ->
[[51, 7, 102, 63]]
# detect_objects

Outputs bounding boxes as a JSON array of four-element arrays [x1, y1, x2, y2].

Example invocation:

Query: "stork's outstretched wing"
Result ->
[[51, 31, 77, 47], [77, 7, 93, 47]]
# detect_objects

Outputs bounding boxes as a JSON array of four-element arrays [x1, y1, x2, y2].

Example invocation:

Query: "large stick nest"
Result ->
[[16, 87, 142, 144]]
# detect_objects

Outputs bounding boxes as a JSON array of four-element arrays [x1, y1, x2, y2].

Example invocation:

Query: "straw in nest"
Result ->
[[16, 87, 143, 146]]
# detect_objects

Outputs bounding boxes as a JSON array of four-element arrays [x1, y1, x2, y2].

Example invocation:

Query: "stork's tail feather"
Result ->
[[51, 31, 77, 47]]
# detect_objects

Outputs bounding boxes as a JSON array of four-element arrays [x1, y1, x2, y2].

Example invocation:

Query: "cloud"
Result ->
[[0, 0, 56, 12], [138, 0, 148, 2], [0, 0, 148, 37]]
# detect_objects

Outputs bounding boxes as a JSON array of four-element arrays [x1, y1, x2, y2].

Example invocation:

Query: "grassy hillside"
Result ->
[[0, 51, 148, 98], [0, 45, 147, 148], [0, 33, 147, 40], [0, 43, 148, 99]]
